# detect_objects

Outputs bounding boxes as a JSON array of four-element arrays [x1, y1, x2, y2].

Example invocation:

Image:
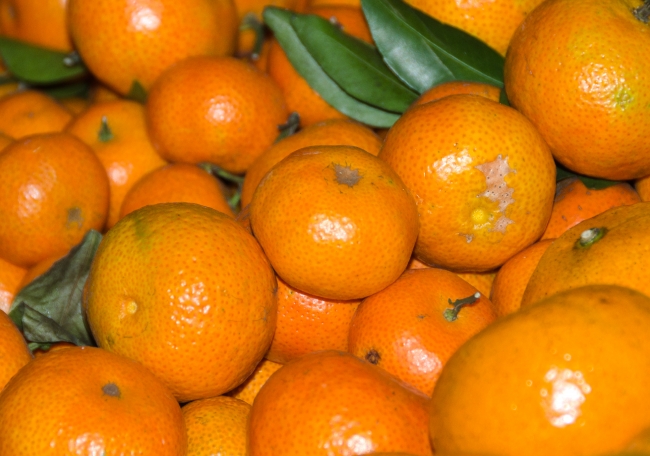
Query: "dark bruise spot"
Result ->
[[102, 382, 121, 398], [333, 163, 363, 187], [66, 207, 84, 229], [365, 349, 381, 365], [416, 314, 427, 320]]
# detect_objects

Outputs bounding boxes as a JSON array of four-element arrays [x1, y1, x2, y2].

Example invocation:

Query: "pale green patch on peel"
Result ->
[[613, 86, 634, 111]]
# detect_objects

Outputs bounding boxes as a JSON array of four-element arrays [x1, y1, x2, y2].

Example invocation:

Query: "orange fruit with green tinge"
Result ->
[[241, 118, 382, 207], [83, 202, 278, 402], [248, 350, 433, 455], [0, 132, 109, 267], [68, 0, 238, 95], [0, 346, 186, 454], [430, 284, 650, 455], [183, 395, 250, 456], [521, 202, 650, 307], [348, 268, 497, 396], [66, 99, 168, 229], [379, 94, 555, 272], [504, 0, 650, 180], [249, 145, 419, 300], [146, 56, 288, 174], [0, 309, 32, 390]]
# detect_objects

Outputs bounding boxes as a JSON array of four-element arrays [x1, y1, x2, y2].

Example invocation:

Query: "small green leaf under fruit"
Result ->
[[0, 37, 87, 84], [263, 6, 401, 128], [290, 13, 418, 113], [555, 163, 621, 190], [361, 0, 505, 93], [126, 80, 148, 103], [9, 230, 102, 351]]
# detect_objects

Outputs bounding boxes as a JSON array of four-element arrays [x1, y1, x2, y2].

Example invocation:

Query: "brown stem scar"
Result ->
[[102, 382, 121, 398], [334, 163, 363, 187]]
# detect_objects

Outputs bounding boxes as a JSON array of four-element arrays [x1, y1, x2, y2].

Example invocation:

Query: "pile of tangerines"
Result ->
[[1, 0, 650, 454]]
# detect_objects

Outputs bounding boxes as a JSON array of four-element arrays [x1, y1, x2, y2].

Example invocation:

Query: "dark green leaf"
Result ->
[[9, 230, 102, 350], [290, 13, 418, 113], [263, 6, 401, 128], [499, 88, 510, 106], [0, 37, 87, 84], [555, 162, 621, 190], [361, 0, 504, 93], [126, 80, 148, 103], [41, 80, 91, 99], [276, 112, 301, 142]]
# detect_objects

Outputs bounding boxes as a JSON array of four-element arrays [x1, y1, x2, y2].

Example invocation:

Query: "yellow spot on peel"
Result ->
[[471, 207, 489, 225]]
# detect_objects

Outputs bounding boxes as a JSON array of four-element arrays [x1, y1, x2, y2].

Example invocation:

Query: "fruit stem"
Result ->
[[633, 0, 650, 23], [574, 227, 607, 249], [98, 116, 113, 142], [444, 292, 481, 322], [275, 112, 301, 142]]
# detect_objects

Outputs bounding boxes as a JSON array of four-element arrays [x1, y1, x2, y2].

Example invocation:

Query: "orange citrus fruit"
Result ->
[[379, 94, 556, 272], [412, 81, 501, 108], [68, 0, 238, 95], [0, 256, 26, 314], [183, 395, 250, 456], [249, 145, 419, 300], [146, 55, 288, 174], [0, 90, 72, 139], [267, 276, 360, 364], [0, 346, 186, 454], [0, 0, 73, 51], [248, 350, 433, 455], [404, 0, 545, 55], [119, 163, 234, 221], [541, 178, 641, 240], [241, 118, 382, 207], [489, 239, 553, 318], [83, 202, 278, 402], [521, 201, 650, 307], [66, 99, 168, 229], [430, 284, 650, 455], [504, 0, 650, 180], [0, 132, 109, 267], [0, 309, 32, 390], [348, 268, 497, 396], [227, 358, 282, 405]]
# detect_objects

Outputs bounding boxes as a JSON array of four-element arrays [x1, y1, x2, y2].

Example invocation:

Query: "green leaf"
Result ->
[[555, 163, 621, 190], [41, 80, 91, 99], [276, 112, 301, 142], [290, 13, 418, 113], [0, 37, 87, 84], [263, 6, 401, 128], [126, 80, 148, 103], [361, 0, 505, 93], [9, 230, 102, 350]]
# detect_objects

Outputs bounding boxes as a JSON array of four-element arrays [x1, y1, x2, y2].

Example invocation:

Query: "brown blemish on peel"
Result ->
[[102, 382, 121, 398], [365, 349, 381, 365], [66, 207, 84, 229], [334, 163, 363, 187]]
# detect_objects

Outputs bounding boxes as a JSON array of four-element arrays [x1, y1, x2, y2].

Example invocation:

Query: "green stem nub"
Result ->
[[444, 292, 481, 322], [98, 116, 113, 142], [633, 0, 650, 23], [574, 227, 608, 249]]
